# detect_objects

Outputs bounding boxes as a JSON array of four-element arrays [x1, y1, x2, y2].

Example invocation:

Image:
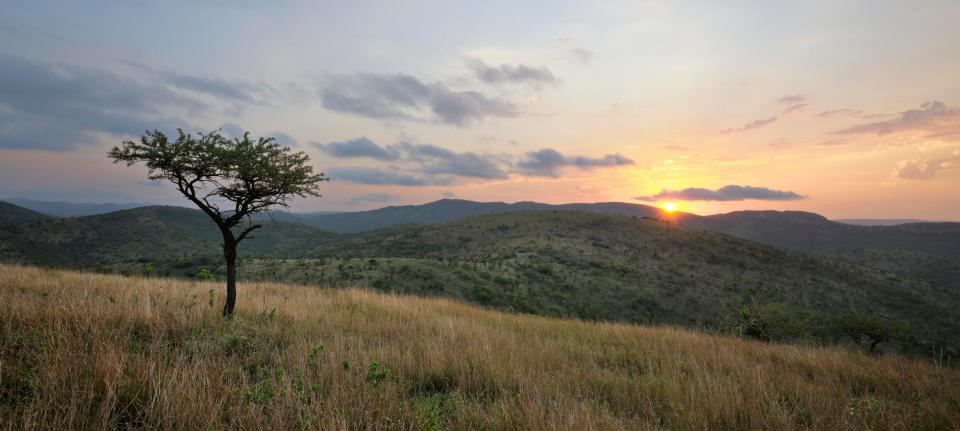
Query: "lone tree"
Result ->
[[109, 129, 327, 316]]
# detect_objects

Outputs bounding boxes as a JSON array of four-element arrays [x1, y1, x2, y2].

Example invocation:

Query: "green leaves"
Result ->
[[108, 129, 328, 238]]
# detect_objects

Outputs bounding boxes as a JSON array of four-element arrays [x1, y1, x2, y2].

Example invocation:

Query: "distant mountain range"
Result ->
[[4, 198, 959, 258], [836, 218, 940, 226], [0, 200, 50, 224], [2, 197, 153, 217]]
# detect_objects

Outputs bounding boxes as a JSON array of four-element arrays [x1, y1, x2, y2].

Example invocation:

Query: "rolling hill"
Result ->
[[293, 199, 960, 257], [0, 204, 956, 356], [0, 200, 51, 225], [293, 199, 681, 233], [2, 197, 151, 217], [287, 199, 960, 289], [0, 205, 332, 267], [687, 210, 960, 256], [1, 265, 957, 429]]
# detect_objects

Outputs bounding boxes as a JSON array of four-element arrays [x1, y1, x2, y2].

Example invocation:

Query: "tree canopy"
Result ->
[[109, 129, 328, 315]]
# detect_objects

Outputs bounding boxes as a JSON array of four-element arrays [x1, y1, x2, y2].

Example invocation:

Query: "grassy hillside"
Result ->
[[1, 197, 148, 217], [0, 201, 50, 225], [1, 265, 957, 430], [2, 207, 957, 356], [688, 211, 960, 257], [0, 206, 332, 266], [296, 198, 678, 233], [280, 211, 959, 354]]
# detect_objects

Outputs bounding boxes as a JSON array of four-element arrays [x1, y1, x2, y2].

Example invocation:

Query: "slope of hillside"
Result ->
[[1, 265, 957, 430], [0, 200, 51, 225], [2, 197, 150, 217], [298, 199, 681, 233], [1, 207, 957, 355], [235, 211, 959, 355], [0, 205, 332, 266], [689, 211, 960, 257], [837, 218, 937, 226]]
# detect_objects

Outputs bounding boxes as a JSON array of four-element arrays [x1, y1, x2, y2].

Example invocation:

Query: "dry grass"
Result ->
[[0, 264, 958, 430]]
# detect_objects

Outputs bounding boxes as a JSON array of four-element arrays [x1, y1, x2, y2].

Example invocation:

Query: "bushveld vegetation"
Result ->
[[1, 265, 958, 430], [3, 208, 958, 358]]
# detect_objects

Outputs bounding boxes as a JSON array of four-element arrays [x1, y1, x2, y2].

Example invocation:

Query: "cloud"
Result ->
[[316, 137, 508, 180], [635, 185, 806, 202], [817, 139, 851, 146], [319, 73, 519, 126], [782, 103, 806, 115], [814, 108, 862, 118], [720, 116, 779, 134], [397, 142, 509, 179], [465, 58, 558, 87], [327, 167, 451, 186], [570, 48, 594, 64], [315, 137, 400, 161], [0, 54, 199, 150], [123, 61, 263, 104], [346, 193, 399, 205], [218, 123, 245, 139], [890, 150, 960, 180], [778, 94, 806, 104], [516, 148, 634, 177], [270, 132, 298, 147], [321, 138, 632, 183], [834, 101, 960, 139]]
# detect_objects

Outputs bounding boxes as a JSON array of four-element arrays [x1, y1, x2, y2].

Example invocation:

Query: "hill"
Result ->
[[296, 199, 680, 233], [0, 200, 51, 225], [281, 211, 959, 354], [0, 207, 956, 356], [688, 211, 960, 256], [291, 199, 960, 289], [1, 265, 957, 429], [1, 197, 151, 217], [837, 218, 939, 226], [0, 205, 332, 267], [291, 199, 960, 257]]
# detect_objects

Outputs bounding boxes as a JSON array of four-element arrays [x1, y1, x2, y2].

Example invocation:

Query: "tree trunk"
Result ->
[[222, 235, 238, 317]]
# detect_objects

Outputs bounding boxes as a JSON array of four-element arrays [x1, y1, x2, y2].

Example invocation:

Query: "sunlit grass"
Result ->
[[1, 264, 957, 430]]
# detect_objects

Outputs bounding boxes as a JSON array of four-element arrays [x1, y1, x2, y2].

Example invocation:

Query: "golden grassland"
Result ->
[[0, 264, 958, 430]]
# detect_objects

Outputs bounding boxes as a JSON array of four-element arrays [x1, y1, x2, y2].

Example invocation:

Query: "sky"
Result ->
[[1, 1, 958, 219]]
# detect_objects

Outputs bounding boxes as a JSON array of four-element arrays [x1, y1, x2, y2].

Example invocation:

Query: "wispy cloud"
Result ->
[[570, 48, 594, 64], [778, 94, 806, 104], [817, 139, 851, 147], [720, 116, 779, 134], [782, 103, 807, 115], [319, 137, 633, 183], [0, 54, 199, 150], [814, 108, 862, 118], [123, 61, 265, 104], [465, 58, 558, 87], [327, 167, 451, 186], [315, 138, 508, 180], [319, 73, 520, 126], [834, 101, 960, 139], [346, 193, 400, 205], [635, 185, 806, 201], [516, 148, 634, 177], [315, 137, 400, 161]]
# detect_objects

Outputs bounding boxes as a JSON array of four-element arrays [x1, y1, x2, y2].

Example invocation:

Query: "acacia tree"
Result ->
[[109, 129, 327, 316]]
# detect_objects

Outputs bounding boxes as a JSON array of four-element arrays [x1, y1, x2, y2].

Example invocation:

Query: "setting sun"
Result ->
[[661, 202, 678, 213]]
